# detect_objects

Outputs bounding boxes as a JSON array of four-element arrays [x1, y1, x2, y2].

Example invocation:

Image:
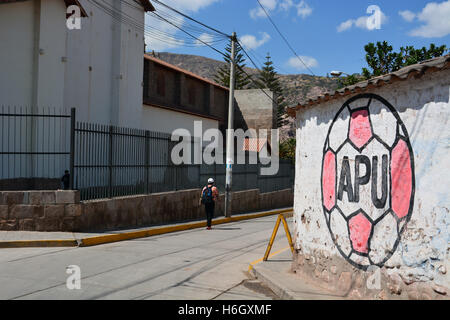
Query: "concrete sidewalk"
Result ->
[[0, 207, 292, 248], [250, 249, 347, 300]]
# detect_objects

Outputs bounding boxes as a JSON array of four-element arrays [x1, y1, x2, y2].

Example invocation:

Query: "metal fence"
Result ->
[[0, 106, 73, 190], [1, 107, 294, 200]]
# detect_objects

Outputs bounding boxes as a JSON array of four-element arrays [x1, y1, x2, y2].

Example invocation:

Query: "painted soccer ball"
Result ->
[[321, 94, 415, 270]]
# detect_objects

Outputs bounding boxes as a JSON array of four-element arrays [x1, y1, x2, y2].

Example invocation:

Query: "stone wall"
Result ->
[[0, 188, 293, 232], [292, 68, 450, 299]]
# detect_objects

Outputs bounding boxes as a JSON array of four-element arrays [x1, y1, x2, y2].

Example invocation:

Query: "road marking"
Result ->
[[248, 246, 290, 273]]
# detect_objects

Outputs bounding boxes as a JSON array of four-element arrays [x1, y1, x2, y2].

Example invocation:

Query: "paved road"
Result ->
[[0, 215, 293, 300]]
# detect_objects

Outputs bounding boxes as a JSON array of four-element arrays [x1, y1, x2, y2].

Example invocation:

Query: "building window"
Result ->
[[157, 72, 165, 97]]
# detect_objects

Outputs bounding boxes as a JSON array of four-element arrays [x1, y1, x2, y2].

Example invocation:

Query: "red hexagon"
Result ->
[[349, 109, 372, 149], [349, 212, 372, 254], [391, 138, 413, 219], [322, 150, 336, 212]]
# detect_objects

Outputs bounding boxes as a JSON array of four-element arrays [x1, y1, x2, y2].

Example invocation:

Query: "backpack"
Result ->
[[201, 186, 213, 204]]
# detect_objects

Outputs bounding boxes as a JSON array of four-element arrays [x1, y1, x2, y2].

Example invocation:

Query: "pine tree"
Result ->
[[256, 53, 288, 128], [214, 39, 252, 89]]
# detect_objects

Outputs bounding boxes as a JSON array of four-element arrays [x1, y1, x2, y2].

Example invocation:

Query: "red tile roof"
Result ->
[[242, 138, 268, 152], [287, 54, 450, 117]]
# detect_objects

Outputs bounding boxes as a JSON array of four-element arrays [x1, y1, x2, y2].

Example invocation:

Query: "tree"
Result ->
[[336, 74, 363, 89], [255, 53, 288, 128], [362, 41, 447, 79], [214, 39, 252, 89], [279, 138, 296, 163]]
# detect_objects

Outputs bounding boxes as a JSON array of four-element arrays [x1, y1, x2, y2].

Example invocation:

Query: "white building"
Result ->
[[0, 0, 154, 125], [288, 54, 450, 299]]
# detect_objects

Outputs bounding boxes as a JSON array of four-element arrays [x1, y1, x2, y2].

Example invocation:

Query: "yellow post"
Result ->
[[263, 212, 295, 261], [281, 215, 295, 254], [263, 215, 281, 261]]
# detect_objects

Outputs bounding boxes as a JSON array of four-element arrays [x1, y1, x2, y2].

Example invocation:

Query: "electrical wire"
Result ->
[[256, 0, 315, 76], [151, 0, 230, 38], [86, 0, 227, 48]]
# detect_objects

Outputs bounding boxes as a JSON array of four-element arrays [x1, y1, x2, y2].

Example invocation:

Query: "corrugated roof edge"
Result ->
[[140, 0, 155, 12], [287, 54, 450, 117]]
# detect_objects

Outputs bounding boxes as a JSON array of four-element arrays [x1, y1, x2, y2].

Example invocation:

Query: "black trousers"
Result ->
[[205, 202, 215, 227]]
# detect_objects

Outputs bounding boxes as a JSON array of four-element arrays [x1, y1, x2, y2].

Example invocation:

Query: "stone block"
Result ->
[[2, 192, 27, 205], [0, 205, 8, 220], [9, 205, 35, 219], [35, 218, 61, 232], [55, 191, 80, 204], [65, 204, 82, 217], [0, 219, 18, 231], [44, 205, 65, 219], [29, 191, 56, 205], [61, 217, 76, 232], [338, 271, 352, 292], [19, 219, 35, 230]]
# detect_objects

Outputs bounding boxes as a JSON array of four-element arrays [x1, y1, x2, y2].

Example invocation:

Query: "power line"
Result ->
[[151, 12, 227, 57], [151, 0, 230, 38], [256, 0, 315, 76], [86, 0, 227, 48]]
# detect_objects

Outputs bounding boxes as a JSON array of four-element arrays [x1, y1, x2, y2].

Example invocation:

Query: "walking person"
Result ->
[[200, 178, 219, 230]]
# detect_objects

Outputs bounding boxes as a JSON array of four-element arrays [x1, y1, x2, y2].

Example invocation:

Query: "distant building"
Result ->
[[142, 55, 227, 136]]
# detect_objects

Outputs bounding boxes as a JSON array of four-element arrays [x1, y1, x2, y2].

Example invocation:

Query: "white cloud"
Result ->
[[195, 33, 214, 46], [145, 0, 218, 51], [250, 0, 277, 19], [296, 0, 312, 19], [163, 0, 220, 13], [280, 0, 294, 11], [409, 0, 450, 38], [250, 0, 312, 19], [239, 32, 271, 50], [337, 19, 354, 32], [287, 56, 318, 71], [337, 7, 387, 32], [399, 10, 416, 22]]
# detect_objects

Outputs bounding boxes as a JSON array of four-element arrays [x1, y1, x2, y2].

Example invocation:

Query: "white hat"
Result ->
[[208, 178, 214, 184]]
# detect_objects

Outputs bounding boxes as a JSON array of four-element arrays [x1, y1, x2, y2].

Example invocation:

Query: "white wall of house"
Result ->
[[141, 104, 219, 136], [292, 68, 450, 296]]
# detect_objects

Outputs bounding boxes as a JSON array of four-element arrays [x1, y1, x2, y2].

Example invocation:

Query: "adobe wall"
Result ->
[[292, 68, 450, 299], [0, 188, 293, 232], [235, 89, 277, 135]]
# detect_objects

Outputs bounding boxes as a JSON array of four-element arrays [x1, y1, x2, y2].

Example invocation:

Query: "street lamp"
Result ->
[[330, 70, 350, 77]]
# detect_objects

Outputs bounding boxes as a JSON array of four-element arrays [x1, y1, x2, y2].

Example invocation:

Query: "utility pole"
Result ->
[[224, 32, 236, 218]]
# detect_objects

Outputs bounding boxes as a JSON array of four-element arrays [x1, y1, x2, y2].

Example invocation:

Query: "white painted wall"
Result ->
[[141, 104, 219, 135], [0, 0, 146, 126], [293, 69, 450, 291], [0, 0, 39, 107]]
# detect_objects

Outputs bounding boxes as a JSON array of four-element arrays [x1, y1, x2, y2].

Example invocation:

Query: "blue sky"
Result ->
[[145, 0, 450, 76]]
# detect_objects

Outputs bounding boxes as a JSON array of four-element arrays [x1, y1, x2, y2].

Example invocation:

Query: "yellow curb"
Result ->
[[0, 207, 293, 248], [80, 208, 293, 247], [248, 246, 290, 273], [0, 239, 78, 248]]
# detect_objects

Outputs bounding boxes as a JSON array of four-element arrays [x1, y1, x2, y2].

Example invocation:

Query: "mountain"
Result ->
[[152, 52, 340, 140]]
